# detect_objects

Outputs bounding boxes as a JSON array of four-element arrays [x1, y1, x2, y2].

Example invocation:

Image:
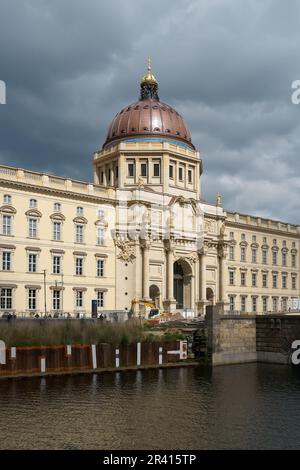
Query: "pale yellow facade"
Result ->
[[0, 138, 299, 317], [1, 62, 300, 318]]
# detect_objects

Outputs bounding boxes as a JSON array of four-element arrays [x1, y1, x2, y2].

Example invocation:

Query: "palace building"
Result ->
[[0, 61, 299, 317]]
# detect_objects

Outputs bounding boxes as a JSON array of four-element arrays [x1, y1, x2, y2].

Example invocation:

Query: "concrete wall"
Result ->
[[256, 315, 300, 364], [205, 306, 300, 366], [205, 306, 257, 365]]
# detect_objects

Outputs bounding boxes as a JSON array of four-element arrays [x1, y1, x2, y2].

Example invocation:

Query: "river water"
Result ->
[[0, 363, 300, 450]]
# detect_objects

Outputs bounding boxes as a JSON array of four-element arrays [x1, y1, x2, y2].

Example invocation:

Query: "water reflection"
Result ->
[[0, 364, 300, 449]]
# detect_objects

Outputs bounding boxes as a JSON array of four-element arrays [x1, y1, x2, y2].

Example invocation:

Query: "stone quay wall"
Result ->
[[205, 306, 300, 366]]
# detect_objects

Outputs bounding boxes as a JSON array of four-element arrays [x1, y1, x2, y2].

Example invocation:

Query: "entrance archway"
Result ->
[[149, 284, 160, 308], [173, 259, 193, 309], [206, 287, 214, 305]]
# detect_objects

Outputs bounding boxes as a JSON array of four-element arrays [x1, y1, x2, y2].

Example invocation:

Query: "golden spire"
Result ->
[[141, 57, 158, 85]]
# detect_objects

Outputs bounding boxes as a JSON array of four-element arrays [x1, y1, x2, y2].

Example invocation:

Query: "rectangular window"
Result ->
[[240, 247, 246, 262], [178, 167, 183, 181], [262, 273, 267, 288], [54, 202, 61, 212], [97, 259, 104, 277], [53, 256, 61, 274], [28, 289, 37, 310], [263, 237, 267, 244], [169, 165, 174, 179], [30, 199, 37, 208], [241, 272, 246, 286], [262, 297, 268, 313], [292, 254, 296, 268], [76, 224, 84, 243], [262, 249, 267, 264], [28, 253, 37, 273], [229, 245, 234, 261], [282, 253, 287, 267], [252, 297, 257, 313], [77, 206, 83, 215], [153, 162, 160, 177], [272, 297, 278, 313], [0, 288, 12, 309], [98, 209, 105, 219], [97, 227, 105, 246], [252, 273, 257, 287], [75, 257, 83, 276], [97, 291, 104, 308], [229, 271, 234, 286], [272, 251, 277, 265], [229, 296, 235, 312], [3, 194, 11, 205], [252, 235, 256, 242], [2, 251, 11, 271], [241, 233, 246, 241], [241, 296, 246, 312], [53, 222, 61, 241], [76, 290, 83, 308], [292, 275, 297, 289], [252, 249, 257, 263], [28, 218, 37, 238], [141, 163, 147, 177], [282, 298, 287, 311], [128, 163, 135, 177], [282, 274, 287, 289], [53, 290, 60, 310], [3, 215, 12, 236], [188, 169, 193, 184], [230, 232, 234, 239], [272, 274, 277, 289]]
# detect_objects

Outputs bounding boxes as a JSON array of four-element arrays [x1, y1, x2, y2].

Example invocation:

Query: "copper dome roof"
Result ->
[[103, 61, 194, 149]]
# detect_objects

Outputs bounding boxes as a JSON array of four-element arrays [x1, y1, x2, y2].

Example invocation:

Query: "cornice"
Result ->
[[0, 178, 116, 206], [225, 219, 300, 238]]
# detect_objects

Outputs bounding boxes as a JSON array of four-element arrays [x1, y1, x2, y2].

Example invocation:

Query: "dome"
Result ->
[[103, 60, 194, 150]]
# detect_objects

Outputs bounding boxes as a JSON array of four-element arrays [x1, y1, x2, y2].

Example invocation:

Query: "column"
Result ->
[[196, 249, 207, 315], [200, 251, 206, 301], [219, 253, 226, 303], [142, 240, 150, 300], [167, 245, 174, 300], [163, 241, 176, 313], [110, 165, 115, 187]]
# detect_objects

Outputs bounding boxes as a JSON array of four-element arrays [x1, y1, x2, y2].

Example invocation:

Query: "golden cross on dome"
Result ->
[[148, 57, 152, 73]]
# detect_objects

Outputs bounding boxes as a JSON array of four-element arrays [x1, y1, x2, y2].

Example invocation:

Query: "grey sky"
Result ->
[[0, 0, 300, 222]]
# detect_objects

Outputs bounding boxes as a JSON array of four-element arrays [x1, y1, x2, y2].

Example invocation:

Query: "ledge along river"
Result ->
[[0, 363, 300, 449]]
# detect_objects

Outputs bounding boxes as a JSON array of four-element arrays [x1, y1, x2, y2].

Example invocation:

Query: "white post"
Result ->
[[0, 340, 6, 365], [11, 347, 16, 359], [115, 349, 120, 368], [159, 346, 163, 365], [91, 344, 97, 369], [40, 357, 46, 373], [136, 342, 141, 366]]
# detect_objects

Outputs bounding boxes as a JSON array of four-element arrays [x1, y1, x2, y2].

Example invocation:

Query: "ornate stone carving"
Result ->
[[115, 238, 136, 263]]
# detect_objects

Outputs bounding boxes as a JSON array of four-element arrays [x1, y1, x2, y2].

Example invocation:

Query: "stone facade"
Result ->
[[0, 66, 299, 317]]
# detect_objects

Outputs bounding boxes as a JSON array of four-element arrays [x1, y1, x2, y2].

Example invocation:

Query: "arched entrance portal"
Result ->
[[173, 259, 193, 310], [206, 287, 214, 305], [149, 284, 160, 308]]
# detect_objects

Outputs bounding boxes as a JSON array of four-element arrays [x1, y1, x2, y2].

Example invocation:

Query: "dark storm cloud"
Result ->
[[0, 0, 300, 221]]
